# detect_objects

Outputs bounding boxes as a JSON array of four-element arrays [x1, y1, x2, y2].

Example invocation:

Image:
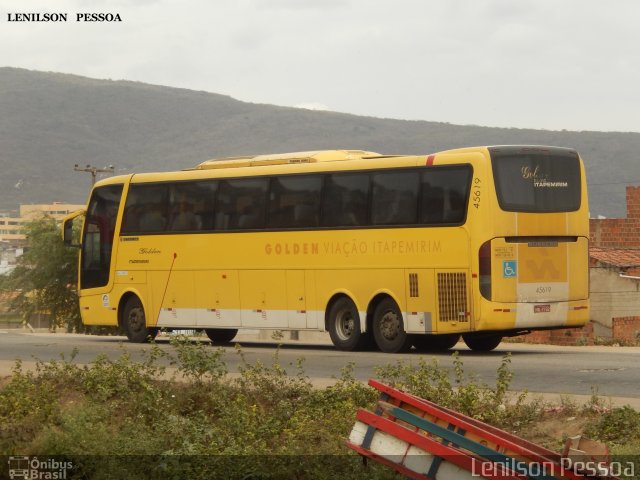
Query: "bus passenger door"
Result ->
[[286, 270, 307, 329], [78, 184, 124, 327]]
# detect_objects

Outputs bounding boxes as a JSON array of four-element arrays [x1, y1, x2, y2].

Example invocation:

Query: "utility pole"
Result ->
[[73, 164, 115, 186]]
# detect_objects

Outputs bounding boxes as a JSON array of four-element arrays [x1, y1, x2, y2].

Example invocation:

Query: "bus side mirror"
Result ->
[[62, 209, 85, 247], [63, 220, 75, 246]]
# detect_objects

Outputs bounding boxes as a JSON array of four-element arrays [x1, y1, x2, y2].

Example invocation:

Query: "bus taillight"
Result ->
[[479, 240, 492, 300]]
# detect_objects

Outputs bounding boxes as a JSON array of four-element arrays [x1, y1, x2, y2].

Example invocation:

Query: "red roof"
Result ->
[[589, 247, 640, 269]]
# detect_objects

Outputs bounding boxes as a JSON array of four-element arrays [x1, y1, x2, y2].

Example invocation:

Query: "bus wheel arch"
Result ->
[[119, 293, 157, 343], [325, 294, 368, 351], [370, 294, 412, 353]]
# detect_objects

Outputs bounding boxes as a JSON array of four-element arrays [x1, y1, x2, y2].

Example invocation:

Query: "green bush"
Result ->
[[374, 351, 539, 429], [585, 405, 640, 445]]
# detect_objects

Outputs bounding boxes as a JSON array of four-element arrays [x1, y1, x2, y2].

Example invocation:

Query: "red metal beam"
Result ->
[[356, 409, 528, 480], [367, 379, 587, 480]]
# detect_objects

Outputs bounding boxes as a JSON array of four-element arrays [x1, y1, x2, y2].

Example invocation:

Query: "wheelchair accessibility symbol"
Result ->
[[503, 261, 517, 278]]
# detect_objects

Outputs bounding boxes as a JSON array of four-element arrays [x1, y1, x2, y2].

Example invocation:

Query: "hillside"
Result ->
[[1, 67, 638, 217]]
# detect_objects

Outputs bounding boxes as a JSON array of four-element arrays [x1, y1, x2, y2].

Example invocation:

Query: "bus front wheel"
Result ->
[[372, 298, 412, 353], [204, 328, 238, 344], [462, 334, 502, 352], [328, 297, 368, 351], [122, 296, 156, 343]]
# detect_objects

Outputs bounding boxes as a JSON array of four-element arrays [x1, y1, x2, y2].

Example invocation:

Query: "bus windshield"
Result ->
[[80, 184, 123, 289], [490, 146, 581, 212]]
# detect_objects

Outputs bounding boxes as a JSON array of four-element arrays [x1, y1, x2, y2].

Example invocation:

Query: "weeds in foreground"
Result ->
[[1, 341, 639, 479], [0, 338, 382, 479]]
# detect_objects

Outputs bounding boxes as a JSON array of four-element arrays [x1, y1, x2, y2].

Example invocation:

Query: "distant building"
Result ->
[[0, 202, 84, 274], [589, 186, 640, 338], [590, 186, 640, 248], [0, 202, 84, 245], [20, 202, 85, 218]]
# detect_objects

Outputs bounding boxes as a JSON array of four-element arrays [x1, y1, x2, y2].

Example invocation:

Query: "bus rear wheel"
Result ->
[[122, 296, 156, 343], [412, 333, 460, 352], [204, 328, 238, 344], [328, 297, 368, 351], [372, 298, 412, 353], [462, 334, 502, 352]]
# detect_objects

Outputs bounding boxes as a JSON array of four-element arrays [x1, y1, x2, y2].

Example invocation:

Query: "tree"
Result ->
[[0, 216, 81, 331]]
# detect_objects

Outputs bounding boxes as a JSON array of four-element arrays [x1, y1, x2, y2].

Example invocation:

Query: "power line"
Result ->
[[73, 164, 115, 186]]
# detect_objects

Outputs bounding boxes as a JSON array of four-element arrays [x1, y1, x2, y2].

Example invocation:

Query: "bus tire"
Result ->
[[204, 328, 238, 344], [122, 296, 156, 343], [372, 298, 412, 353], [328, 297, 368, 351], [412, 333, 460, 352], [462, 334, 502, 352]]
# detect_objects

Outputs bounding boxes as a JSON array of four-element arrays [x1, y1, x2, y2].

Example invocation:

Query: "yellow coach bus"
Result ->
[[63, 146, 589, 353]]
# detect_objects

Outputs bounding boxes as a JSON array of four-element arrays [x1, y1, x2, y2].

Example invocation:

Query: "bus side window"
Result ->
[[420, 166, 472, 225], [371, 171, 419, 225], [195, 181, 217, 231], [168, 181, 216, 232], [140, 204, 167, 232], [421, 185, 444, 224], [122, 204, 141, 233], [122, 184, 169, 234], [321, 173, 369, 227], [237, 203, 259, 229], [268, 175, 321, 228], [444, 189, 465, 222], [215, 178, 268, 230], [170, 203, 201, 231]]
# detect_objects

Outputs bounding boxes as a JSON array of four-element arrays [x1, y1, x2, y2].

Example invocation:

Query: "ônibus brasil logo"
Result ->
[[8, 456, 73, 479]]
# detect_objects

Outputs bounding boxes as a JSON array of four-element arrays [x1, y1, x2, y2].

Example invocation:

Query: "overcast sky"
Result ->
[[1, 0, 639, 132]]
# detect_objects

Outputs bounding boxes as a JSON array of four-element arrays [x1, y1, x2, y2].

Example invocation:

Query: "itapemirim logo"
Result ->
[[7, 456, 73, 480]]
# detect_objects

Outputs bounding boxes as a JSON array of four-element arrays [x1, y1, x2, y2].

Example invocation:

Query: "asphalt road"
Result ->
[[1, 330, 639, 404]]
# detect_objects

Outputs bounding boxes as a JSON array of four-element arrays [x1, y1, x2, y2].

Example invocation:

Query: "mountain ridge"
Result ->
[[1, 67, 638, 217]]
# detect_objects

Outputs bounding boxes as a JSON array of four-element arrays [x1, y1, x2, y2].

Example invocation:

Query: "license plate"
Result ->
[[534, 304, 551, 313]]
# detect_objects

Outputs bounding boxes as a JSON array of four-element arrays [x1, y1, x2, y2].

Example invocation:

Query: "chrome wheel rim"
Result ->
[[335, 309, 356, 341]]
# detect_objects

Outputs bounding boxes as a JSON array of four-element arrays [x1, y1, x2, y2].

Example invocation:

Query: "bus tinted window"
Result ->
[[118, 166, 473, 234], [122, 184, 169, 234], [268, 175, 322, 228], [322, 173, 369, 227], [81, 184, 123, 289], [372, 171, 419, 225], [490, 147, 581, 212], [168, 181, 217, 232], [215, 178, 268, 230], [420, 166, 471, 224]]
